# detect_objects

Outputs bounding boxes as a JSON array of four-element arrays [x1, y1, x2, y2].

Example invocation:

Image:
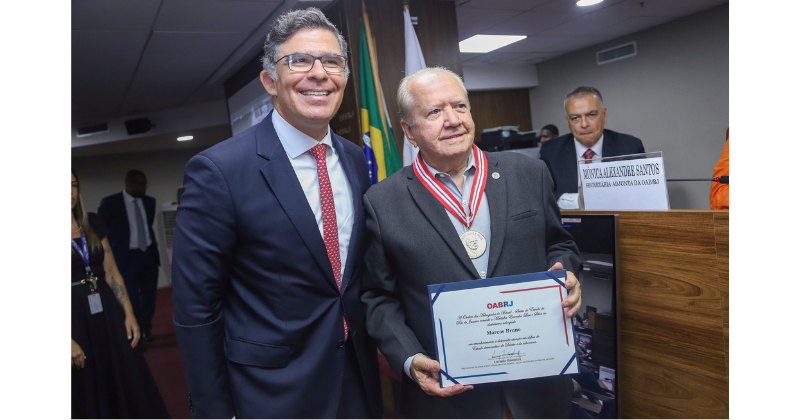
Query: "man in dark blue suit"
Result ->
[[171, 8, 381, 419], [539, 86, 645, 203], [98, 169, 161, 342]]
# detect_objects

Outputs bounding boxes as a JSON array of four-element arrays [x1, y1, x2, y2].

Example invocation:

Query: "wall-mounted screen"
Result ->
[[228, 76, 274, 137]]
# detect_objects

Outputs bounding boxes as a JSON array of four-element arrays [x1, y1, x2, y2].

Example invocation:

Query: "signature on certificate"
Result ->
[[489, 349, 525, 360]]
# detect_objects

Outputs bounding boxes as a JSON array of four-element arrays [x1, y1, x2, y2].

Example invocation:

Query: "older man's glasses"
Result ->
[[277, 53, 347, 74]]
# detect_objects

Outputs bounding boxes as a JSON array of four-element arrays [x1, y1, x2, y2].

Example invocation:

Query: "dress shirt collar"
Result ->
[[574, 134, 604, 161], [420, 151, 476, 179], [122, 188, 137, 203], [272, 110, 333, 158]]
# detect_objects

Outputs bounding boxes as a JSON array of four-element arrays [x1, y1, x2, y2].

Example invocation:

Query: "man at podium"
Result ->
[[539, 86, 645, 207]]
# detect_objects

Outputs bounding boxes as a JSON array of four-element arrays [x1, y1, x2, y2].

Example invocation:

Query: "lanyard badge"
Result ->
[[72, 231, 103, 314]]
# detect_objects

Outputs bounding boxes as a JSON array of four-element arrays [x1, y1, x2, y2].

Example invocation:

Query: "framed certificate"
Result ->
[[428, 269, 579, 387]]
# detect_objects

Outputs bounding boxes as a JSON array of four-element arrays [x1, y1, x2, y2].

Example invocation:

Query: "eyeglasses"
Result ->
[[276, 53, 347, 74]]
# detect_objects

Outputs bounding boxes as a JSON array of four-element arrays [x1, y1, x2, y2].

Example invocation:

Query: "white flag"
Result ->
[[403, 7, 426, 166]]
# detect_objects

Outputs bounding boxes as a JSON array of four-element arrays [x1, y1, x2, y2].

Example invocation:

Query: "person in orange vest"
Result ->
[[710, 128, 729, 209]]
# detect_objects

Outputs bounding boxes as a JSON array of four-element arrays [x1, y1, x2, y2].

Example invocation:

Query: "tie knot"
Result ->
[[308, 143, 326, 161], [583, 149, 596, 160]]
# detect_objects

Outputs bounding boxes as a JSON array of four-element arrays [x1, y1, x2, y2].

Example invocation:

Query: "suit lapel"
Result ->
[[256, 113, 339, 290], [484, 155, 507, 277], [563, 139, 578, 190], [332, 135, 361, 291], [406, 169, 480, 278], [601, 129, 615, 157]]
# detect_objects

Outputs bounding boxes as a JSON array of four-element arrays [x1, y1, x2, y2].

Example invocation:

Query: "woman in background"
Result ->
[[72, 170, 169, 418]]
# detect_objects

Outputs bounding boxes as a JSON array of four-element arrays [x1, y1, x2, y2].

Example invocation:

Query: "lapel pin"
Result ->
[[492, 172, 500, 179]]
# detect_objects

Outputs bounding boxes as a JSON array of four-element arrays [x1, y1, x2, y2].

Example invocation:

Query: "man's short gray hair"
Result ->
[[261, 8, 350, 80], [397, 67, 470, 126], [564, 86, 604, 112]]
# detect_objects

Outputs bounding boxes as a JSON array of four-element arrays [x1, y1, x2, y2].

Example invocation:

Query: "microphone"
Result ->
[[667, 176, 728, 184]]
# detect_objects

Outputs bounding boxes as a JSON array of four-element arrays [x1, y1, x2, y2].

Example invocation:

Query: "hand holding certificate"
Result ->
[[428, 268, 581, 388]]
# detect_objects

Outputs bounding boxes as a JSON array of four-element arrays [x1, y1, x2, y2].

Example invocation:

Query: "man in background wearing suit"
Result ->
[[171, 8, 381, 419], [539, 86, 645, 206], [361, 67, 583, 418], [98, 169, 160, 342]]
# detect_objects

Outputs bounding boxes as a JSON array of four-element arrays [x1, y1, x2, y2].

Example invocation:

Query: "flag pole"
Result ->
[[361, 0, 392, 153]]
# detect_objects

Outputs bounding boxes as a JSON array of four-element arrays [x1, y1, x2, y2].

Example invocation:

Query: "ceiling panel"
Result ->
[[72, 0, 162, 31], [119, 85, 198, 116], [72, 30, 150, 55], [144, 31, 250, 56], [182, 86, 227, 107], [154, 0, 281, 33], [532, 0, 624, 15], [131, 71, 208, 89], [605, 0, 728, 18], [462, 51, 536, 65], [540, 35, 617, 53], [538, 13, 637, 37], [518, 52, 567, 64], [588, 15, 673, 38], [458, 0, 549, 12], [137, 53, 227, 76], [484, 11, 575, 36], [490, 35, 576, 54], [72, 54, 141, 77], [72, 76, 131, 123], [456, 7, 521, 40], [71, 0, 728, 127]]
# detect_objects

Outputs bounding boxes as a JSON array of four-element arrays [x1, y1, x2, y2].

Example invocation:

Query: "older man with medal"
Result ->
[[361, 67, 583, 419]]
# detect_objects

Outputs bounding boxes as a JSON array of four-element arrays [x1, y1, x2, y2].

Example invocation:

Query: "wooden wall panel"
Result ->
[[467, 88, 532, 140], [562, 210, 729, 418], [325, 0, 362, 144], [713, 212, 729, 375], [327, 0, 462, 153]]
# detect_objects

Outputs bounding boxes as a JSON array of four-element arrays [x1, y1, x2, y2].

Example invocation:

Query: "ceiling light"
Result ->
[[577, 0, 604, 6], [177, 135, 194, 141], [459, 35, 526, 53]]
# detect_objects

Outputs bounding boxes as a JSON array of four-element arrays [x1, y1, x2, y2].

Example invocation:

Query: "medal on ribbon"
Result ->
[[413, 145, 489, 259]]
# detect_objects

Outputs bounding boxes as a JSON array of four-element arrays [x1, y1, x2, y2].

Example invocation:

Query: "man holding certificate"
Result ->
[[361, 67, 583, 418]]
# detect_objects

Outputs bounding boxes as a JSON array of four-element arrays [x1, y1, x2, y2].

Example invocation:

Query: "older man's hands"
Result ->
[[549, 262, 582, 317], [409, 354, 473, 397]]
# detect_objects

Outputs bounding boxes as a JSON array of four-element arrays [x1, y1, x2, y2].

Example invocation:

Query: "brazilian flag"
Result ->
[[359, 22, 401, 184]]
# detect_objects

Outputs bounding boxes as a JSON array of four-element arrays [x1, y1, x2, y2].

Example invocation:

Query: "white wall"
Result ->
[[463, 65, 538, 91], [72, 147, 207, 287], [529, 4, 729, 209]]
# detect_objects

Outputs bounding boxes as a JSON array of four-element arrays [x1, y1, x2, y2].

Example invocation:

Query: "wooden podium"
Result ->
[[562, 210, 729, 418]]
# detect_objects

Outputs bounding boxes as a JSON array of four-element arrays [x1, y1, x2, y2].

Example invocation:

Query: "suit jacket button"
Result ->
[[337, 340, 345, 348]]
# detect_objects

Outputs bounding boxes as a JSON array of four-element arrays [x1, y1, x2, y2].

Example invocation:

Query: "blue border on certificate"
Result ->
[[428, 270, 580, 386]]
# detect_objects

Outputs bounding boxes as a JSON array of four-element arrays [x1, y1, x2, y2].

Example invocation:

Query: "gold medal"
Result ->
[[459, 230, 487, 259]]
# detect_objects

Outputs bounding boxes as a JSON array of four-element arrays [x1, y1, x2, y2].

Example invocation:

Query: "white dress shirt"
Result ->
[[573, 134, 604, 165], [122, 189, 153, 250], [556, 135, 606, 209], [272, 111, 354, 280]]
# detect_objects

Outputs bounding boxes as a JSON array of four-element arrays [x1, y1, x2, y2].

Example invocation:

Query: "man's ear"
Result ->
[[261, 70, 277, 96], [400, 120, 417, 147]]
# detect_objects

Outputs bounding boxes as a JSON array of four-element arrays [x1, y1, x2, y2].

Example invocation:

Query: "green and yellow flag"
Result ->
[[359, 22, 401, 184]]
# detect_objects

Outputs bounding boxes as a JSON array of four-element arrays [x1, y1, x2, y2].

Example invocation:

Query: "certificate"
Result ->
[[428, 270, 579, 387]]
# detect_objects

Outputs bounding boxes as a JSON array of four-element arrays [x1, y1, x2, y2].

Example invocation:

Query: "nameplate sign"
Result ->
[[579, 152, 669, 210]]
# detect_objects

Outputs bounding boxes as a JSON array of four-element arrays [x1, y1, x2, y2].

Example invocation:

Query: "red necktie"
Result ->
[[583, 149, 596, 164], [308, 144, 348, 340]]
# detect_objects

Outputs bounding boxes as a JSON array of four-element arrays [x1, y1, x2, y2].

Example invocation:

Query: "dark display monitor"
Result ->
[[560, 214, 620, 419]]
